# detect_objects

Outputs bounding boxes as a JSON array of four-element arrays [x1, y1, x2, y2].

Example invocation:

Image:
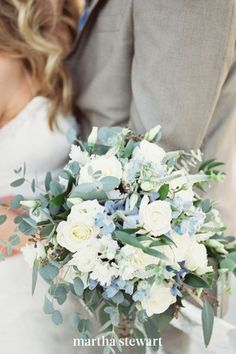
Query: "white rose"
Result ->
[[68, 200, 104, 221], [139, 195, 172, 236], [79, 155, 123, 184], [21, 241, 46, 268], [160, 232, 192, 265], [185, 241, 212, 275], [57, 217, 99, 252], [132, 140, 165, 165], [141, 284, 176, 316]]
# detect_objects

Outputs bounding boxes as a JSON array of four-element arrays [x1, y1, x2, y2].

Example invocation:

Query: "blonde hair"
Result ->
[[0, 0, 78, 128]]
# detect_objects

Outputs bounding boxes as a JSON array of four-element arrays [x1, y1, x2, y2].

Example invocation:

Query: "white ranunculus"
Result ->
[[185, 241, 213, 275], [69, 145, 90, 165], [141, 284, 176, 316], [21, 241, 46, 268], [132, 140, 165, 165], [139, 195, 172, 236], [79, 155, 123, 184]]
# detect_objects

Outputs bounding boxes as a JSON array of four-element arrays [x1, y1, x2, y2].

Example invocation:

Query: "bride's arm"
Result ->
[[0, 196, 26, 256]]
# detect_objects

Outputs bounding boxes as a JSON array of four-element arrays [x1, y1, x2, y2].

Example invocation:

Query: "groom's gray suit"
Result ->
[[69, 0, 236, 235], [68, 0, 236, 331]]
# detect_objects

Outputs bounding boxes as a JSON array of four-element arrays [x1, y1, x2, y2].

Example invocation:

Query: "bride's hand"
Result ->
[[0, 196, 25, 257]]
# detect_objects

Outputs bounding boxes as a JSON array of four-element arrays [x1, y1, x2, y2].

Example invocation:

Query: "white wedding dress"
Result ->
[[0, 97, 80, 354]]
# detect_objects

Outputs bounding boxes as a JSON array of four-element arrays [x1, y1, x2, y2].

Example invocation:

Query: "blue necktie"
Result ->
[[79, 5, 90, 30]]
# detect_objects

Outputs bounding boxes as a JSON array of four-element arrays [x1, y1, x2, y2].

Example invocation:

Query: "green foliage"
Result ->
[[7, 234, 20, 256], [220, 253, 236, 272], [0, 215, 7, 225], [202, 300, 214, 347], [50, 181, 63, 196], [184, 274, 210, 288], [39, 263, 59, 282], [115, 231, 168, 261], [43, 296, 54, 314], [52, 310, 63, 325], [10, 178, 25, 187], [73, 277, 84, 297], [32, 260, 38, 295], [97, 127, 123, 146], [10, 195, 24, 209], [158, 184, 169, 200], [19, 217, 37, 236]]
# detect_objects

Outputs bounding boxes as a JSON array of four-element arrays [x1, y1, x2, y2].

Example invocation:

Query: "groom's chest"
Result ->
[[71, 0, 235, 149]]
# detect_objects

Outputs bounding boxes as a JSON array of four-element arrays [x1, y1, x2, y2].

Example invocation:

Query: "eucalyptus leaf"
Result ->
[[0, 215, 7, 225], [74, 277, 84, 297], [100, 176, 120, 192], [32, 260, 38, 295], [50, 180, 63, 196], [184, 274, 210, 288], [39, 263, 59, 282], [19, 217, 37, 236], [10, 178, 25, 188], [10, 195, 24, 209], [202, 300, 214, 347], [8, 234, 20, 246], [52, 310, 63, 325], [220, 258, 236, 272], [43, 296, 54, 314], [45, 172, 52, 192]]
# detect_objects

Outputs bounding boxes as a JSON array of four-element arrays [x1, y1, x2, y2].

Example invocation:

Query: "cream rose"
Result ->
[[57, 216, 99, 253], [132, 140, 165, 165], [141, 284, 176, 316], [79, 155, 123, 184], [139, 195, 172, 236]]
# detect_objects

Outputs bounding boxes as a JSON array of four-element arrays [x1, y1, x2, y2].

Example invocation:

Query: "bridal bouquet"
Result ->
[[1, 125, 236, 353]]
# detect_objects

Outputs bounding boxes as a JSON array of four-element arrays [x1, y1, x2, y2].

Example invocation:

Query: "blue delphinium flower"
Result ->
[[88, 279, 98, 291], [96, 213, 116, 235], [171, 284, 182, 297], [104, 278, 134, 299], [132, 281, 151, 302], [105, 199, 126, 214], [174, 209, 205, 235], [171, 196, 192, 219]]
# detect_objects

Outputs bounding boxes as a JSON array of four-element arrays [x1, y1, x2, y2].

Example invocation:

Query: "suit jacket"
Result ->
[[68, 0, 236, 235]]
